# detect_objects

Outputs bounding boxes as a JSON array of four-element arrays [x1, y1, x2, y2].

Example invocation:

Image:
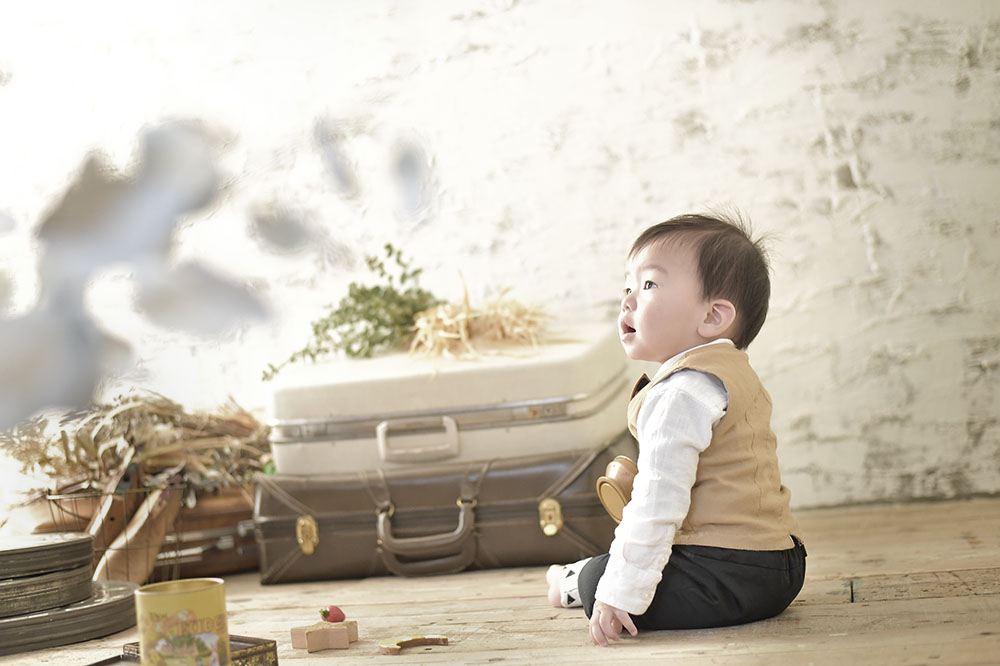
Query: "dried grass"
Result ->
[[1, 392, 270, 493], [409, 287, 547, 358]]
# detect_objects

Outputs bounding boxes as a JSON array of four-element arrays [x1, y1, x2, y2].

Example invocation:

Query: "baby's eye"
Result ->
[[623, 287, 632, 295], [643, 280, 657, 290]]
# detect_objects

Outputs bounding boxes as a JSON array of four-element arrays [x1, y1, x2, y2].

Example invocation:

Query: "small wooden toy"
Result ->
[[378, 634, 449, 655], [290, 620, 359, 653], [334, 620, 359, 643], [596, 455, 637, 523]]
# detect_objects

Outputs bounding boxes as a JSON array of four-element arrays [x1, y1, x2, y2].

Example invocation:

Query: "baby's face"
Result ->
[[619, 240, 711, 364]]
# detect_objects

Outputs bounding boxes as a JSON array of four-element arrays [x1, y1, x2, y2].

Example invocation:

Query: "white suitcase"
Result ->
[[267, 320, 637, 474]]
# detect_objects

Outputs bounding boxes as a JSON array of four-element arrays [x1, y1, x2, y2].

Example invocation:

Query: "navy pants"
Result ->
[[578, 537, 807, 630]]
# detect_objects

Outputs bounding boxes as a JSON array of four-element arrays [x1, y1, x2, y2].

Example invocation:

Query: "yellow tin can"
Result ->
[[134, 577, 230, 666]]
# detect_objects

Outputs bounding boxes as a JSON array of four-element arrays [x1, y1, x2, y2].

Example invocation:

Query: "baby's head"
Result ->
[[624, 212, 770, 354]]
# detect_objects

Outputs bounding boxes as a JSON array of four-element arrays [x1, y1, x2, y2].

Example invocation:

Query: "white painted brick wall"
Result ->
[[0, 1, 997, 507]]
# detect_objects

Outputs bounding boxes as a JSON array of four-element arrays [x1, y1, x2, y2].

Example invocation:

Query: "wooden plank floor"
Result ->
[[3, 497, 998, 665]]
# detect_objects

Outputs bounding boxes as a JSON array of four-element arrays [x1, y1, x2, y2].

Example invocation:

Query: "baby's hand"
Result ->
[[589, 600, 638, 647]]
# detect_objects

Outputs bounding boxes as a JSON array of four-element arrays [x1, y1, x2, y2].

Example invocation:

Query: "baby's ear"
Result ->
[[699, 299, 737, 339]]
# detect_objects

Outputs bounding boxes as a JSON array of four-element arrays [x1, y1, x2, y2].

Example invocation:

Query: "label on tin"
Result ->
[[135, 578, 230, 666]]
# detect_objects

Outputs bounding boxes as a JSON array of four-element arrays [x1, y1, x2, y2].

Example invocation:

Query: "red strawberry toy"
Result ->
[[319, 605, 345, 623]]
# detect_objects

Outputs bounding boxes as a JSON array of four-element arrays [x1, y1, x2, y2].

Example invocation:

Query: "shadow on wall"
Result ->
[[0, 116, 441, 433], [0, 121, 269, 431]]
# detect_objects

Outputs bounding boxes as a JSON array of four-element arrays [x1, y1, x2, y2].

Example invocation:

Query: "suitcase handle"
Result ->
[[378, 537, 477, 577], [376, 499, 476, 558], [376, 416, 461, 463]]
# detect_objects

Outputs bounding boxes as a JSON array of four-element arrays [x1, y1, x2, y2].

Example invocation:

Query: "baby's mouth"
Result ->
[[621, 322, 636, 335]]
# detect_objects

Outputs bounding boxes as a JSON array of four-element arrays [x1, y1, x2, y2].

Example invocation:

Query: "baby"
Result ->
[[547, 212, 806, 646]]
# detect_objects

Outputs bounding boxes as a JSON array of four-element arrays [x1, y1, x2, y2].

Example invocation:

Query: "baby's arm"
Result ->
[[593, 371, 727, 622]]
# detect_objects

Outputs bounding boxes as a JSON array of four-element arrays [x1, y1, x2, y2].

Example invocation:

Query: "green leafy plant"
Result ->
[[262, 244, 441, 380]]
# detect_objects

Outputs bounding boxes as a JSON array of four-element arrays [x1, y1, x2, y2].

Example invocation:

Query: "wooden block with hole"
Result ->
[[378, 634, 449, 655]]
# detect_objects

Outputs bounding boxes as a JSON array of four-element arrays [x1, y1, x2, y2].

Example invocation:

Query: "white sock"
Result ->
[[557, 557, 590, 608]]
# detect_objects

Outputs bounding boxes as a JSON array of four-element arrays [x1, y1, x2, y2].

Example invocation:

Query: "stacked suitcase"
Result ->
[[254, 321, 641, 583], [150, 487, 258, 582]]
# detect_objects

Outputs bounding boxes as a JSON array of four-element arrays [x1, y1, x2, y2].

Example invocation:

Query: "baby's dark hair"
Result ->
[[630, 212, 771, 349]]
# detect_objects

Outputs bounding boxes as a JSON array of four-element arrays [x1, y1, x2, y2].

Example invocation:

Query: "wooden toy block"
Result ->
[[290, 621, 351, 652], [290, 622, 322, 649], [378, 634, 449, 655], [333, 619, 359, 642], [306, 626, 348, 653], [290, 620, 358, 649]]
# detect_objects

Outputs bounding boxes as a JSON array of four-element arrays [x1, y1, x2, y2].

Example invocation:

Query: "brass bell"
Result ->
[[596, 455, 637, 523]]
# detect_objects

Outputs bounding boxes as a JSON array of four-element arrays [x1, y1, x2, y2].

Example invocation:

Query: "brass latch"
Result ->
[[296, 514, 319, 555], [538, 497, 564, 537]]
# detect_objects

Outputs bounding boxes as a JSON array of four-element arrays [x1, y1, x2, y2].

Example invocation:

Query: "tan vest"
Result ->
[[628, 342, 800, 550]]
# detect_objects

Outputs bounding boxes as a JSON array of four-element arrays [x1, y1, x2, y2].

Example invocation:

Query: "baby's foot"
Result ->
[[546, 559, 589, 608], [546, 564, 564, 607]]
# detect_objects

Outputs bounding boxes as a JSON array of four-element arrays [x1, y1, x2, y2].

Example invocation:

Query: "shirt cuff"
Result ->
[[594, 549, 667, 615]]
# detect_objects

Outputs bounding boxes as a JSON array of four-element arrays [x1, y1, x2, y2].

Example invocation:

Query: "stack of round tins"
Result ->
[[0, 533, 94, 618], [0, 533, 138, 655], [0, 580, 138, 656]]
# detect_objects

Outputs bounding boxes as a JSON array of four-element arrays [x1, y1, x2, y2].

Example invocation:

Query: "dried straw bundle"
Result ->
[[1, 392, 270, 493], [2, 394, 269, 584], [409, 288, 547, 358]]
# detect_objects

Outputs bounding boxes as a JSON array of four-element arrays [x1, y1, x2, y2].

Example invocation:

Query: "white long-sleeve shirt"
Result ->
[[594, 341, 730, 614]]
